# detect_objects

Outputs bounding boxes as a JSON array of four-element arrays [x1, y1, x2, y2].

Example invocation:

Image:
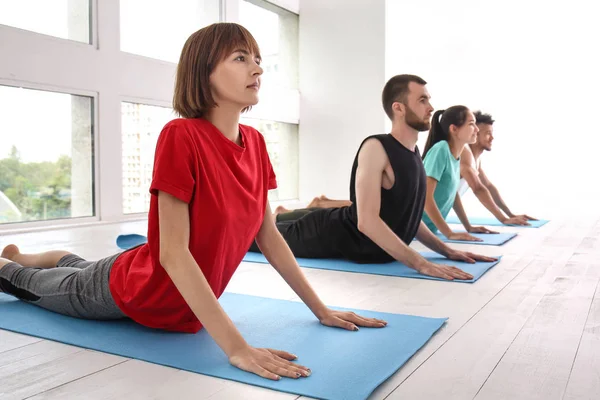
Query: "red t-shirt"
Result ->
[[109, 118, 277, 333]]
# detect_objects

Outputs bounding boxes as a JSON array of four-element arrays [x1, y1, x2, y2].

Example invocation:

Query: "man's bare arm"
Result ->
[[478, 167, 513, 216], [354, 139, 472, 280], [355, 139, 424, 269], [460, 150, 511, 222]]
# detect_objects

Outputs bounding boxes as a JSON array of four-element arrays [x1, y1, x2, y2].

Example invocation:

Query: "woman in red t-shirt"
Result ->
[[0, 23, 386, 381]]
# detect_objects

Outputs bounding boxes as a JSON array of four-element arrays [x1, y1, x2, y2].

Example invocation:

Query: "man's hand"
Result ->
[[447, 249, 498, 264], [510, 214, 537, 221], [503, 216, 530, 226], [447, 232, 483, 242], [467, 226, 498, 234], [415, 260, 474, 281]]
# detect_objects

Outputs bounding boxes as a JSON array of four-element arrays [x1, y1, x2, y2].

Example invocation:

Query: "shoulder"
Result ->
[[424, 140, 449, 162], [240, 123, 264, 141], [240, 123, 269, 152], [358, 137, 388, 169], [159, 118, 196, 139], [430, 140, 450, 155], [360, 136, 387, 156], [460, 145, 475, 165], [155, 119, 197, 147]]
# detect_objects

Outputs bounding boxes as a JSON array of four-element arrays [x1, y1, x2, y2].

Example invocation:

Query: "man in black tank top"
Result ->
[[250, 75, 496, 281]]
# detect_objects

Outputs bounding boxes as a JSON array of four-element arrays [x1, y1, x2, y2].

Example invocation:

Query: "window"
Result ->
[[240, 0, 298, 94], [0, 0, 91, 43], [121, 102, 175, 214], [241, 118, 299, 201], [119, 0, 221, 62], [240, 0, 299, 201], [0, 85, 94, 224]]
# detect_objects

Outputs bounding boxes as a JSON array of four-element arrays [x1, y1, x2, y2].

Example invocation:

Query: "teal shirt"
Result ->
[[422, 141, 460, 232]]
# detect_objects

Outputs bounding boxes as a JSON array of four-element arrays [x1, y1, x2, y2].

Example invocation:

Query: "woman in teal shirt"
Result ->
[[422, 106, 497, 241]]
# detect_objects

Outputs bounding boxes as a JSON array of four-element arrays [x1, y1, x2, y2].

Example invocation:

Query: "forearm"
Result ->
[[452, 195, 472, 230], [359, 217, 425, 269], [415, 222, 452, 257], [161, 250, 247, 355], [255, 225, 329, 320], [424, 197, 454, 237], [473, 186, 509, 221], [487, 185, 513, 216]]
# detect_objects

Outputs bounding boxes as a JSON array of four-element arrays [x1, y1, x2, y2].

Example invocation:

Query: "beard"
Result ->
[[404, 104, 431, 131]]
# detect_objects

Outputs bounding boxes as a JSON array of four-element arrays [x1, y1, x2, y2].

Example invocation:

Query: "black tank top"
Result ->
[[326, 134, 426, 263]]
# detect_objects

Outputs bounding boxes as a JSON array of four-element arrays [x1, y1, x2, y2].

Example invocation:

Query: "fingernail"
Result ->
[[354, 326, 359, 331], [296, 372, 301, 377], [276, 375, 281, 380], [305, 370, 312, 377]]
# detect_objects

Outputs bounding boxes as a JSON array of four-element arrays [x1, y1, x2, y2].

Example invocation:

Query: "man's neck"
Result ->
[[204, 105, 242, 144], [390, 123, 419, 152], [469, 144, 485, 161]]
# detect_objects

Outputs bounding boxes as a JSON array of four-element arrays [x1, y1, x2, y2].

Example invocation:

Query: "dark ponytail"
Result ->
[[422, 105, 470, 159]]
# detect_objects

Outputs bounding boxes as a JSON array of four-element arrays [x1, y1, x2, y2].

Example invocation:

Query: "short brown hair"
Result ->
[[381, 74, 427, 120], [173, 23, 261, 118]]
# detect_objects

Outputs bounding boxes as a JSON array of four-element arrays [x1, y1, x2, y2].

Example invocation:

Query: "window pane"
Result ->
[[122, 102, 175, 214], [120, 0, 221, 63], [0, 86, 94, 224], [240, 0, 299, 92], [0, 0, 90, 43], [241, 118, 298, 201]]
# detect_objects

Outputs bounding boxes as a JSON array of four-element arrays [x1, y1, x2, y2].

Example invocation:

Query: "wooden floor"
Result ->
[[1, 216, 599, 400]]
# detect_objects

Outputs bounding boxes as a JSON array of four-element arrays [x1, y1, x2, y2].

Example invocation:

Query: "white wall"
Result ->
[[386, 0, 600, 218], [298, 0, 386, 201]]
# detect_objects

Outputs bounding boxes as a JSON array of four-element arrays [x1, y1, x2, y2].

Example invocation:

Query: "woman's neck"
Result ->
[[204, 106, 243, 145], [448, 138, 466, 159]]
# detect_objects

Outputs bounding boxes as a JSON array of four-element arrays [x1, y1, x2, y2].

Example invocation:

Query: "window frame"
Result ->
[[0, 0, 299, 233], [0, 78, 100, 231]]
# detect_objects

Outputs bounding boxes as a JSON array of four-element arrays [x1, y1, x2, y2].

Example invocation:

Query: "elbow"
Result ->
[[357, 216, 373, 235], [159, 244, 187, 269], [472, 183, 486, 195], [159, 248, 172, 268]]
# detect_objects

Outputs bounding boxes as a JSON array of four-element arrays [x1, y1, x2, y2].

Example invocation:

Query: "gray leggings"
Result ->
[[0, 253, 125, 320]]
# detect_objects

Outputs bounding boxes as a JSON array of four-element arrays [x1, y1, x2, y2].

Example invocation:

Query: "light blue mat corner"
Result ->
[[243, 252, 501, 283], [434, 231, 517, 245], [117, 233, 147, 250], [0, 293, 446, 400], [445, 215, 549, 228]]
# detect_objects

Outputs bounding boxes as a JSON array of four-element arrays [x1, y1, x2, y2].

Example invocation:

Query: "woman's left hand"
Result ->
[[319, 310, 387, 331]]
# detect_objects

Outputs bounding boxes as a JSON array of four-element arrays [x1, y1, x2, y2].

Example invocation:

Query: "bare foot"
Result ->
[[306, 197, 321, 208], [1, 244, 20, 261], [274, 205, 290, 215]]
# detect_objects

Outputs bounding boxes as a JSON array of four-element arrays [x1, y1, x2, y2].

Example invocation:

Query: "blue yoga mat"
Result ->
[[0, 293, 446, 400], [243, 252, 500, 283], [117, 234, 500, 283], [445, 215, 549, 228], [117, 233, 147, 250], [434, 231, 516, 245]]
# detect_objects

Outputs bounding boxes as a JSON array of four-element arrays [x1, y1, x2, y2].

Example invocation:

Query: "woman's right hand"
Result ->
[[447, 232, 483, 242], [229, 345, 311, 380]]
